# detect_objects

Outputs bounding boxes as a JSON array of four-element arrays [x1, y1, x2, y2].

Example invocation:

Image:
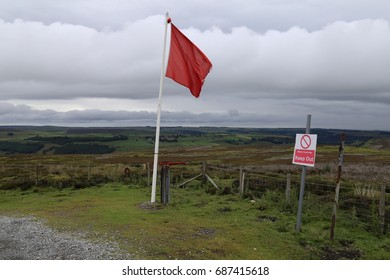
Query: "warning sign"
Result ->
[[292, 134, 317, 167]]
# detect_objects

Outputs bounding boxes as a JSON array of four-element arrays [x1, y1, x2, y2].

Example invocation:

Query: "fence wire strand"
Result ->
[[0, 161, 388, 236]]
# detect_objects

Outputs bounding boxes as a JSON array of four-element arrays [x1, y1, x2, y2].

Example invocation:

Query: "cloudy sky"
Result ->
[[0, 0, 389, 130]]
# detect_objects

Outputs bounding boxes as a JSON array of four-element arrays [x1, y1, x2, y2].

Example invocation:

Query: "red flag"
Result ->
[[166, 23, 212, 98]]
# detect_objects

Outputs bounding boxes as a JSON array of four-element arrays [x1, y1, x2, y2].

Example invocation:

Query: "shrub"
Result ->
[[0, 141, 44, 153], [53, 143, 115, 154]]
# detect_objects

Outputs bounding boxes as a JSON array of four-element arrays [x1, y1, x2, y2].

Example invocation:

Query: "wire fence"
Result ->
[[0, 160, 388, 236], [170, 162, 389, 237], [0, 162, 149, 190], [215, 163, 387, 237]]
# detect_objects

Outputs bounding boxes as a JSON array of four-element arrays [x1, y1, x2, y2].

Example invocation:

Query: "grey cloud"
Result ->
[[1, 18, 390, 105], [205, 20, 390, 104], [0, 101, 296, 127], [0, 1, 389, 130], [0, 101, 388, 130], [2, 0, 390, 32], [0, 17, 163, 99]]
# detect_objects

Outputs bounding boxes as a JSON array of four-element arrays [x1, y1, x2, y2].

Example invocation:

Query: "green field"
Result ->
[[2, 184, 298, 259], [1, 183, 389, 260]]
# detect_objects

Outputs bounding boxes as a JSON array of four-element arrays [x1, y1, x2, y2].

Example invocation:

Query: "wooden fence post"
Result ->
[[35, 163, 39, 187], [202, 161, 207, 184], [160, 165, 170, 204], [239, 167, 245, 197], [87, 163, 91, 181], [330, 133, 346, 240], [147, 162, 150, 187], [242, 172, 245, 194], [286, 173, 291, 205], [379, 185, 386, 235], [201, 161, 219, 190]]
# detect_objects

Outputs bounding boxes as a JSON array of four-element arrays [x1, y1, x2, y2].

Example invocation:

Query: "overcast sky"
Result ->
[[0, 0, 389, 130]]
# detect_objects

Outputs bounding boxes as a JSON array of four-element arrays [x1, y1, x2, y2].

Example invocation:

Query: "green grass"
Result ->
[[1, 183, 389, 260]]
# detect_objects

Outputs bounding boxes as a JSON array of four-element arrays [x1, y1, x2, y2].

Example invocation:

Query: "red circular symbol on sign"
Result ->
[[300, 135, 311, 149]]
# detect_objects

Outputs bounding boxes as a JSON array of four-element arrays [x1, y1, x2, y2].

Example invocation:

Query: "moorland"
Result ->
[[0, 126, 389, 259]]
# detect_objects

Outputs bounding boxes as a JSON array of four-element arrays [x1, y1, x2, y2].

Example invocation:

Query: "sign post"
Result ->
[[294, 115, 318, 232]]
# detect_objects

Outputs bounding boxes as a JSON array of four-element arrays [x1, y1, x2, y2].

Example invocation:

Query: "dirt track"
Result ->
[[0, 215, 131, 260]]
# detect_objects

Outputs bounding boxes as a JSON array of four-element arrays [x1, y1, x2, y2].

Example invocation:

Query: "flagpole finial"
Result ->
[[167, 17, 171, 24]]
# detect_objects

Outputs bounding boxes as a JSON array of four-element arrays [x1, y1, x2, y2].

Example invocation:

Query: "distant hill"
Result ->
[[0, 126, 388, 154]]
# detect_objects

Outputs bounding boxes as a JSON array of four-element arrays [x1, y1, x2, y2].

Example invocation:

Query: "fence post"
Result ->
[[35, 163, 39, 187], [147, 162, 150, 187], [330, 133, 346, 240], [379, 185, 386, 235], [242, 172, 245, 195], [160, 165, 170, 204], [286, 173, 291, 205], [202, 161, 207, 184], [239, 167, 245, 197], [87, 163, 91, 181]]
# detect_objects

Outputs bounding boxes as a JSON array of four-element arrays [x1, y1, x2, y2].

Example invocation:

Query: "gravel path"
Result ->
[[0, 215, 132, 260]]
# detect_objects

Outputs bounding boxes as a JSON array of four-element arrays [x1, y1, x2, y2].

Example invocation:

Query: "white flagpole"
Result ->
[[151, 12, 170, 203]]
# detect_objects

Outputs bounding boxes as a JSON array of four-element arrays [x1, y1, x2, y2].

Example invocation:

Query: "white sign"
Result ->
[[292, 134, 317, 167]]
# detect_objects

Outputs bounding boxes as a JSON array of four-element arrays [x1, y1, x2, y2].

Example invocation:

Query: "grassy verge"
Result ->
[[1, 183, 389, 260]]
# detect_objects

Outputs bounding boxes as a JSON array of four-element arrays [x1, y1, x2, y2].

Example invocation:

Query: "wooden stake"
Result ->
[[240, 171, 245, 197], [286, 173, 291, 205], [176, 161, 219, 189], [379, 185, 386, 235], [160, 165, 170, 204], [239, 167, 244, 196], [35, 163, 39, 188], [147, 162, 150, 187], [205, 174, 219, 190], [176, 174, 202, 188], [202, 161, 207, 180], [330, 133, 346, 240], [87, 163, 91, 181]]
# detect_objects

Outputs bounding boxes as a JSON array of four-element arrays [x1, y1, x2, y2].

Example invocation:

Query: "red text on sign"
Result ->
[[293, 149, 316, 165]]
